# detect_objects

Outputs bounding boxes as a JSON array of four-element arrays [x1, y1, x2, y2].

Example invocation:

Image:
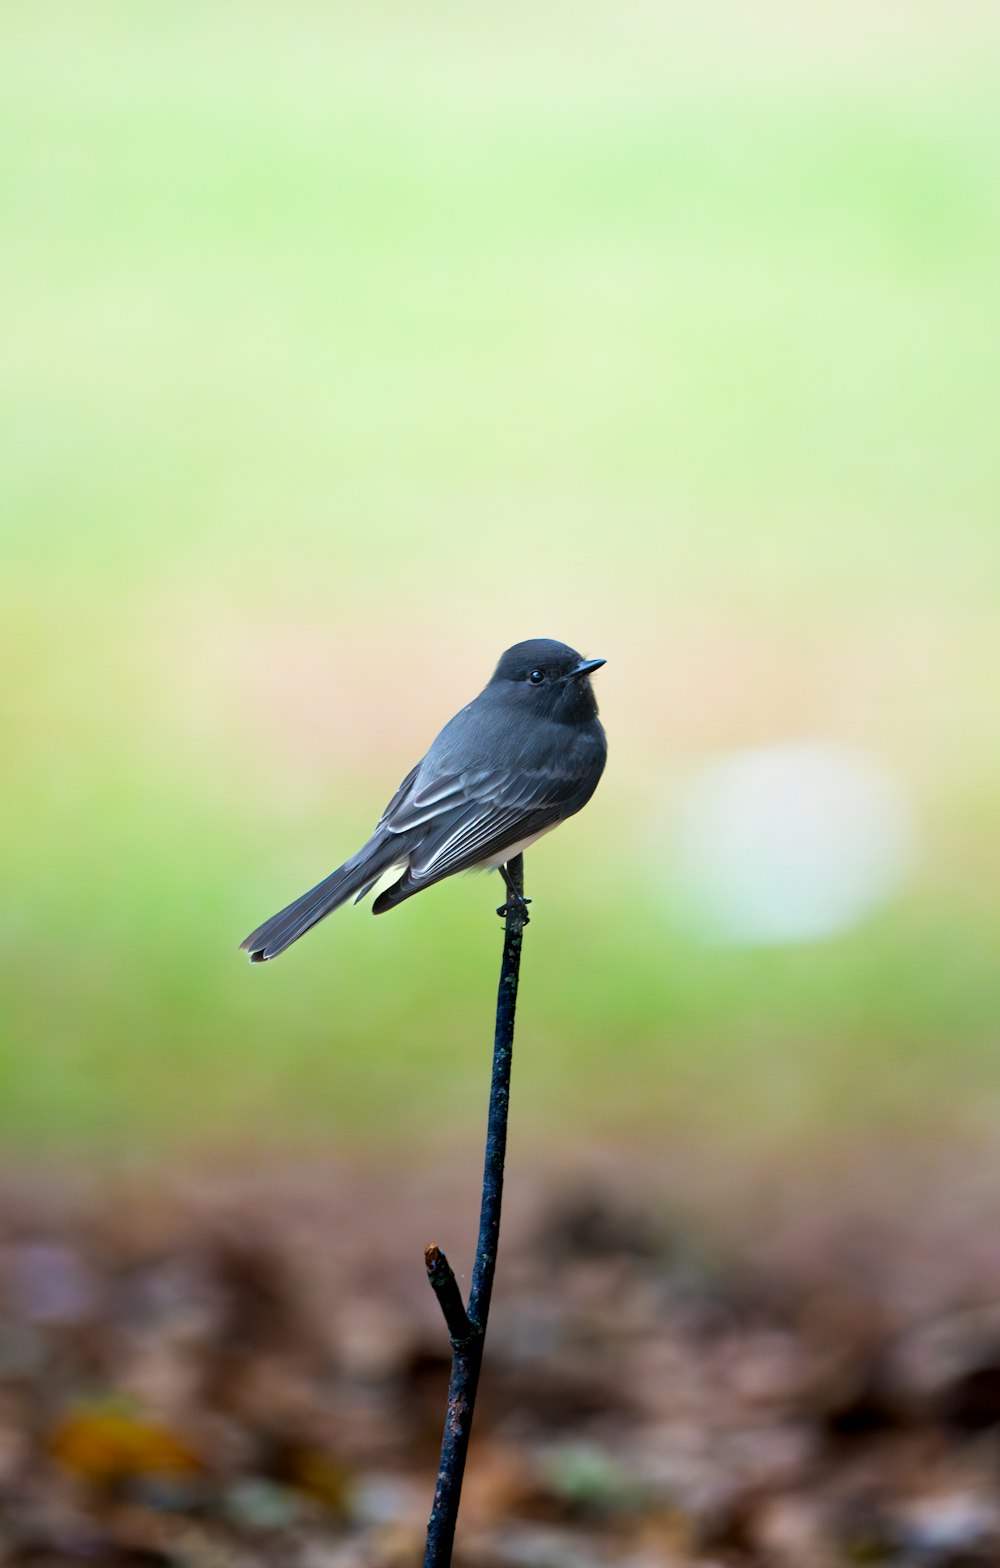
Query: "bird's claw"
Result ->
[[496, 894, 532, 924]]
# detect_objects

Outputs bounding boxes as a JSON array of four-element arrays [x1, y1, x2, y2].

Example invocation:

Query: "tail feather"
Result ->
[[241, 838, 397, 962], [371, 869, 425, 915]]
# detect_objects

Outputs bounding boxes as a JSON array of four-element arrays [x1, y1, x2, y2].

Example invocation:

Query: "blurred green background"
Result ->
[[2, 0, 999, 1167]]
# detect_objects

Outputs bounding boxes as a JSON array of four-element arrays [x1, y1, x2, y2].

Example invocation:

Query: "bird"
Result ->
[[240, 638, 607, 962]]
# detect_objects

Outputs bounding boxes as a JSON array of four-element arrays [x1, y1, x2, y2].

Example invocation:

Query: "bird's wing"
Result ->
[[375, 762, 421, 828], [383, 754, 595, 884], [380, 765, 496, 833]]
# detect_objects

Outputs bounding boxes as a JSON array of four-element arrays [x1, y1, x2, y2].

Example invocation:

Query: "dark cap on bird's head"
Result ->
[[488, 638, 606, 724]]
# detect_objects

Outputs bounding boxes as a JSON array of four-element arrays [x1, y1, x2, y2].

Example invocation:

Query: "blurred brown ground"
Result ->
[[4, 1147, 1000, 1566]]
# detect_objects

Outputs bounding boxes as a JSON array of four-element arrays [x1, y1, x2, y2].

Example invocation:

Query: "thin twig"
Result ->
[[424, 1245, 473, 1345], [423, 853, 528, 1568]]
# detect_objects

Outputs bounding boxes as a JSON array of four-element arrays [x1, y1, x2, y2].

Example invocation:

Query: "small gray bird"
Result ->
[[240, 638, 607, 961]]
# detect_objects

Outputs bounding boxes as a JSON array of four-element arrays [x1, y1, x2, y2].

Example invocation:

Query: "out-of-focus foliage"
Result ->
[[1, 0, 999, 1157]]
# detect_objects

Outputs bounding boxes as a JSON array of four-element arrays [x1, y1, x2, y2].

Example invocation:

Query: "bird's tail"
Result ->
[[240, 836, 399, 962]]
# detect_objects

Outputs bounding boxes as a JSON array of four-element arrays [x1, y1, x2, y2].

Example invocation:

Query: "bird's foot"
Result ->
[[497, 857, 530, 923], [496, 892, 532, 924]]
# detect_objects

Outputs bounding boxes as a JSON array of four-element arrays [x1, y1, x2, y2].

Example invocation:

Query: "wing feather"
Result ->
[[385, 768, 495, 831], [407, 804, 541, 880], [393, 757, 594, 884], [371, 715, 604, 889]]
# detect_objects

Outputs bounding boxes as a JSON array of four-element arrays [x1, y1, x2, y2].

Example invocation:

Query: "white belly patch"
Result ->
[[482, 825, 558, 869]]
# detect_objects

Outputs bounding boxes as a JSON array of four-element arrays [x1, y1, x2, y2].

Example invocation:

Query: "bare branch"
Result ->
[[423, 853, 528, 1567]]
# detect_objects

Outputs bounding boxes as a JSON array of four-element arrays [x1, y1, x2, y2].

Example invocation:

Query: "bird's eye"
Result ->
[[528, 669, 545, 684]]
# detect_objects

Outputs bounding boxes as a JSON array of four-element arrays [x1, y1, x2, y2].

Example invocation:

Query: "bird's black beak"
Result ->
[[568, 657, 606, 680]]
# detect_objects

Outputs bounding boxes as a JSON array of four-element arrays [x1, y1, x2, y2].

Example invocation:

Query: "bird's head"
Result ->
[[489, 638, 606, 724]]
